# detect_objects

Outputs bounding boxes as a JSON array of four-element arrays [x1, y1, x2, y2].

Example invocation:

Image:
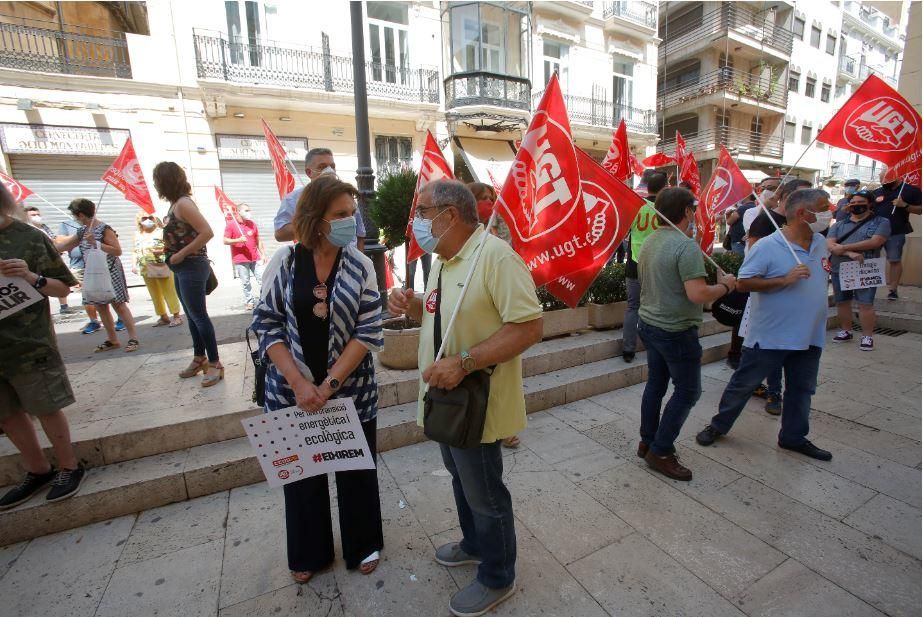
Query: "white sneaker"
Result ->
[[859, 336, 874, 351]]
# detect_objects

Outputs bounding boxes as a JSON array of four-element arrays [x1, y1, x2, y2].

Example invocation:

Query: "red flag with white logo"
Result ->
[[882, 159, 922, 187], [628, 152, 646, 178], [261, 119, 296, 199], [0, 170, 33, 202], [701, 146, 751, 216], [544, 148, 646, 307], [679, 152, 701, 197], [817, 75, 921, 171], [101, 137, 155, 214], [214, 186, 240, 222], [405, 130, 454, 263], [496, 73, 592, 287], [601, 119, 630, 182], [675, 131, 687, 164], [694, 201, 716, 255], [641, 152, 674, 168]]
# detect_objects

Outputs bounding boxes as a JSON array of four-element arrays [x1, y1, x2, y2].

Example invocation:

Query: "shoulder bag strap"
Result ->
[[433, 265, 443, 361], [836, 216, 874, 244]]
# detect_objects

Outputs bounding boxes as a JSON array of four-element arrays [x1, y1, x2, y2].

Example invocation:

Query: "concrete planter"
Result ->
[[588, 301, 628, 330], [542, 307, 589, 339], [379, 318, 421, 370]]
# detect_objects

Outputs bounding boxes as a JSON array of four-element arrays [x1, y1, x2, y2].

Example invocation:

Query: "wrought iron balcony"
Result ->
[[0, 19, 131, 78], [193, 32, 439, 104], [658, 67, 787, 111], [531, 89, 657, 133], [444, 71, 531, 111], [603, 1, 657, 29], [660, 3, 793, 59], [839, 55, 859, 78], [658, 127, 784, 160]]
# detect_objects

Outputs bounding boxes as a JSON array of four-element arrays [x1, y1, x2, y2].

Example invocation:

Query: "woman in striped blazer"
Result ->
[[252, 175, 384, 583]]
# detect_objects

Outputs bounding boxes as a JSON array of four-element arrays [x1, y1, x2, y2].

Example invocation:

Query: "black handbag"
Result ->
[[422, 267, 493, 449], [712, 290, 749, 328], [246, 328, 266, 407], [206, 264, 218, 295]]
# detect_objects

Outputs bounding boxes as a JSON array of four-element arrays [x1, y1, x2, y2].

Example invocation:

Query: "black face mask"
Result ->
[[851, 205, 868, 215]]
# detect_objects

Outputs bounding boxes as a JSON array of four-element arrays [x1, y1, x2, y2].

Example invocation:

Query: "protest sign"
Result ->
[[0, 275, 43, 320], [242, 398, 374, 488], [838, 257, 887, 291]]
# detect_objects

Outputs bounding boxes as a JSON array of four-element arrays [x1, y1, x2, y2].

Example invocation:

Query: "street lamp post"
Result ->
[[350, 1, 388, 312]]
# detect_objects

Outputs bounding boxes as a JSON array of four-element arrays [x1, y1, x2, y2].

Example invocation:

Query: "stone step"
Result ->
[[0, 331, 733, 546], [0, 319, 731, 485], [874, 311, 922, 334]]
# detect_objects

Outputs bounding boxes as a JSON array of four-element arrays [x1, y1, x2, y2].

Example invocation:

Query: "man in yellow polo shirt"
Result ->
[[388, 179, 542, 617]]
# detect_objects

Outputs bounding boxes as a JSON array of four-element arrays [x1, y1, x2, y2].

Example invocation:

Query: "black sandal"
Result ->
[[125, 339, 140, 353], [95, 340, 120, 353]]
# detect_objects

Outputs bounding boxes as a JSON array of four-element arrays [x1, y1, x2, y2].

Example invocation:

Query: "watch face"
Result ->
[[329, 378, 340, 390], [462, 357, 476, 372]]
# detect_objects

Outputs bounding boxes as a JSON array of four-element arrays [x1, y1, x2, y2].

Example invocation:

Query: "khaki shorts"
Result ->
[[0, 353, 75, 421]]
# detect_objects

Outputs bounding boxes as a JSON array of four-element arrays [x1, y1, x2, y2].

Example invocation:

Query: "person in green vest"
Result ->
[[622, 170, 668, 362]]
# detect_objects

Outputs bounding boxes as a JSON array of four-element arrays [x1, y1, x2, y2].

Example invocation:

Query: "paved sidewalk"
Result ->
[[1, 331, 919, 617]]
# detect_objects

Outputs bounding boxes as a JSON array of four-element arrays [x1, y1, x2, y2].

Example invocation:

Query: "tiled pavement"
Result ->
[[0, 333, 919, 617]]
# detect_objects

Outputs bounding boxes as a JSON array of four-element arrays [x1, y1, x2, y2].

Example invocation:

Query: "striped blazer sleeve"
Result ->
[[354, 254, 384, 353]]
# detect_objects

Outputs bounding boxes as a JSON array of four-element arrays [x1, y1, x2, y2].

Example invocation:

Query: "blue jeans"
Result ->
[[710, 344, 822, 446], [767, 365, 782, 397], [623, 277, 641, 353], [440, 441, 516, 589], [638, 321, 703, 455], [170, 256, 219, 363], [234, 261, 261, 305]]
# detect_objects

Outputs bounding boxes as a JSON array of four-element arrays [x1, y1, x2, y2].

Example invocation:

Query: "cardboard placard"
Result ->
[[0, 276, 43, 320], [838, 257, 887, 291], [242, 398, 374, 488]]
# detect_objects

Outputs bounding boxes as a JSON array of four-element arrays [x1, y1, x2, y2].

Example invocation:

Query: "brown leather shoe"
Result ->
[[644, 450, 692, 481], [636, 441, 649, 458]]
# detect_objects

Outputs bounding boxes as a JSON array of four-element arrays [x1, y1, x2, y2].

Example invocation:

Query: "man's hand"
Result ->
[[0, 259, 31, 279], [387, 288, 416, 316], [718, 272, 737, 292], [894, 196, 907, 209], [422, 356, 466, 391], [845, 251, 864, 264], [783, 264, 811, 285], [828, 242, 845, 256], [292, 378, 325, 413]]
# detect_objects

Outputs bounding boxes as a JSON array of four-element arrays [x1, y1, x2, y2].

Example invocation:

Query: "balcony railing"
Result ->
[[660, 3, 793, 58], [531, 90, 657, 133], [603, 1, 657, 29], [658, 68, 787, 111], [193, 32, 439, 103], [843, 1, 901, 42], [839, 54, 858, 78], [0, 19, 131, 78], [444, 71, 531, 111], [840, 163, 878, 183], [658, 127, 784, 160]]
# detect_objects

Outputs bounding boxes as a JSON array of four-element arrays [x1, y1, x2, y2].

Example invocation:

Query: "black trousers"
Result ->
[[283, 417, 383, 571]]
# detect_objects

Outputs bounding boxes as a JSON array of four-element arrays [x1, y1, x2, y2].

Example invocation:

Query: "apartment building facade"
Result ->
[[0, 0, 661, 282]]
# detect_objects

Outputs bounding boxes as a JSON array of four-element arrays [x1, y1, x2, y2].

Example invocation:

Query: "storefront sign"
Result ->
[[0, 123, 129, 156], [216, 134, 307, 161]]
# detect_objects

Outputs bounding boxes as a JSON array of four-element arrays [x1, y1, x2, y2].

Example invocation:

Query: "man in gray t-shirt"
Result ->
[[635, 188, 736, 482]]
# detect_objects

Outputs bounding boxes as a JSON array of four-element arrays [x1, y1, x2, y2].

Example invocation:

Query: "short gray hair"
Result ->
[[423, 179, 479, 225], [305, 147, 333, 167], [784, 188, 827, 217]]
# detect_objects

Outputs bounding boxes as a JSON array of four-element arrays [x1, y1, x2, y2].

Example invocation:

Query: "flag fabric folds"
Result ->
[[0, 171, 33, 203], [101, 137, 155, 214], [405, 130, 454, 263], [601, 119, 631, 182], [261, 119, 296, 199]]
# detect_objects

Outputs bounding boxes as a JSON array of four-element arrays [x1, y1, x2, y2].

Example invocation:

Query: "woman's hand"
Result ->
[[169, 252, 185, 266], [292, 378, 325, 413], [83, 230, 97, 248]]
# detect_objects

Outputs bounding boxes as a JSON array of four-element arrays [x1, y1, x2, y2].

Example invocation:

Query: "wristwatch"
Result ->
[[460, 350, 476, 373], [323, 376, 341, 392], [32, 275, 48, 290]]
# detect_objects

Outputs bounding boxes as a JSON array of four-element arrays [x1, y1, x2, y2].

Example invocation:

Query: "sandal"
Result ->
[[201, 363, 224, 388], [502, 435, 521, 449], [151, 317, 170, 327], [359, 551, 380, 575], [125, 339, 140, 353], [290, 571, 313, 584], [179, 357, 207, 378], [95, 340, 120, 353], [169, 316, 183, 327]]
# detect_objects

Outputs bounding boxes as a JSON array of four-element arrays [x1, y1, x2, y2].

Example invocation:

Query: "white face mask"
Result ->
[[319, 166, 336, 177], [808, 211, 832, 233], [30, 214, 42, 224], [141, 219, 156, 230], [240, 211, 252, 221]]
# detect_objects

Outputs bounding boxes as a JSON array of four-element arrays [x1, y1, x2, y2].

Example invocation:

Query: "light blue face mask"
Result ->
[[411, 209, 449, 254], [324, 216, 356, 247]]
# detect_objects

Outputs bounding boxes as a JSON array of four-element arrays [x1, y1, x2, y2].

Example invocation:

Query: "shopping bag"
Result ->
[[83, 248, 116, 303]]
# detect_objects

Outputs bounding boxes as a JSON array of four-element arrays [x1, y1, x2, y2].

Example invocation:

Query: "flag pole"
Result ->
[[650, 208, 724, 274], [27, 193, 71, 219], [891, 175, 908, 215]]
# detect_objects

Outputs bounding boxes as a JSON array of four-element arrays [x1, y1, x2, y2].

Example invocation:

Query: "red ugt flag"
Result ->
[[675, 131, 687, 163], [101, 138, 155, 214], [601, 119, 630, 182], [545, 148, 646, 307], [261, 119, 296, 199], [405, 130, 454, 263], [679, 152, 701, 197], [214, 186, 240, 221], [695, 146, 751, 254], [628, 152, 646, 178], [817, 74, 921, 176], [496, 73, 592, 288], [0, 170, 33, 203], [641, 152, 674, 168]]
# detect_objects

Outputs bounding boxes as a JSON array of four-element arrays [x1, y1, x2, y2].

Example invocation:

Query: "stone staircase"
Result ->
[[872, 286, 922, 333], [0, 318, 739, 545]]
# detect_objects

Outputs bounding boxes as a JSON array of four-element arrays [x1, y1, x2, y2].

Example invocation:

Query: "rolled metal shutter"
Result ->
[[11, 155, 146, 287], [219, 160, 288, 259]]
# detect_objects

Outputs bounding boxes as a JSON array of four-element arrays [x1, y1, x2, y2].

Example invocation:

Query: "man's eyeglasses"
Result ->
[[414, 205, 446, 219]]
